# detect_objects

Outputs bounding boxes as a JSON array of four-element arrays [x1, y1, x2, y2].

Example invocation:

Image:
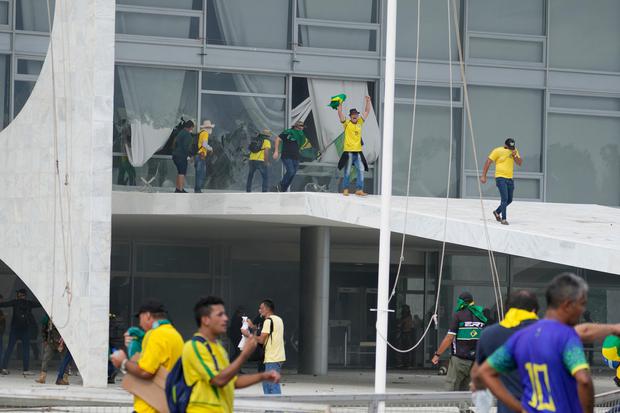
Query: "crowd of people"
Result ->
[[169, 96, 374, 196], [110, 297, 286, 413], [434, 273, 620, 413]]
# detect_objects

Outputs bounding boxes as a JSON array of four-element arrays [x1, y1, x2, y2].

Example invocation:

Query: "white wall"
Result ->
[[0, 0, 114, 387]]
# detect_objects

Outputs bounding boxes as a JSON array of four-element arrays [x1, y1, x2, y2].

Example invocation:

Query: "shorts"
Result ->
[[173, 155, 188, 175]]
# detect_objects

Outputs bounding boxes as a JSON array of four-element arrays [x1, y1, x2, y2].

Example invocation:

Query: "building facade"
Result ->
[[0, 0, 619, 386]]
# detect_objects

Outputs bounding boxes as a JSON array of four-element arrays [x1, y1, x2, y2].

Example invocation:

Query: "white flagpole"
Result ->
[[374, 0, 397, 403]]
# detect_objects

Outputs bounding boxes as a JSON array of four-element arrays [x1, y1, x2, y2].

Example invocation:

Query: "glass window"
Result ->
[[201, 71, 286, 192], [395, 85, 460, 102], [465, 175, 540, 200], [469, 37, 543, 64], [136, 244, 209, 273], [444, 255, 508, 282], [549, 0, 620, 72], [116, 11, 200, 39], [393, 104, 461, 197], [297, 0, 378, 23], [0, 55, 9, 129], [16, 0, 55, 32], [202, 71, 285, 95], [547, 114, 620, 206], [206, 0, 290, 49], [117, 0, 201, 10], [465, 86, 543, 173], [511, 257, 576, 286], [297, 25, 377, 52], [14, 80, 35, 117], [396, 0, 459, 60], [0, 1, 9, 26], [468, 0, 544, 36], [17, 59, 43, 76], [550, 94, 620, 113]]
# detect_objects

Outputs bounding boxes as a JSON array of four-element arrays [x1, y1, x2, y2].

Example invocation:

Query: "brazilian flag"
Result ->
[[328, 94, 346, 110]]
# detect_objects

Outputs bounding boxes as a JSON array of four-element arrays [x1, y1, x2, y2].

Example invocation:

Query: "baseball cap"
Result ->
[[505, 138, 516, 149], [134, 299, 166, 317], [349, 108, 360, 115]]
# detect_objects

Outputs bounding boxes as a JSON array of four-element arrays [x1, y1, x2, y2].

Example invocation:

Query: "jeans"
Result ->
[[343, 152, 364, 190], [280, 158, 299, 192], [495, 177, 514, 220], [194, 155, 207, 192], [2, 328, 30, 370], [262, 362, 282, 394], [57, 351, 72, 381], [247, 160, 268, 192]]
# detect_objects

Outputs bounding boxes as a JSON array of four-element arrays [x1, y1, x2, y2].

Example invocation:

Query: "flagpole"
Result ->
[[374, 0, 397, 404]]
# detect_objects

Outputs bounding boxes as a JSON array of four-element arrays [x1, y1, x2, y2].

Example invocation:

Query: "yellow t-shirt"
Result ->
[[134, 323, 184, 413], [262, 315, 286, 363], [197, 131, 210, 157], [248, 138, 271, 161], [182, 335, 236, 413], [342, 118, 364, 152], [488, 146, 521, 179]]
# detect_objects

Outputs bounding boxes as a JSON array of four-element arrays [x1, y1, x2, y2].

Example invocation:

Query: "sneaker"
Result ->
[[501, 220, 509, 225], [493, 210, 501, 222], [343, 189, 349, 196], [174, 189, 182, 193], [22, 370, 32, 375], [275, 183, 281, 192], [56, 378, 69, 385], [0, 369, 8, 375], [355, 190, 368, 197], [181, 189, 188, 193], [194, 189, 202, 193]]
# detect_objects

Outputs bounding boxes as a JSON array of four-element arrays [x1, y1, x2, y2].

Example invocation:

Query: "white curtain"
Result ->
[[304, 79, 380, 163], [117, 66, 187, 167], [212, 0, 288, 133], [116, 2, 194, 38]]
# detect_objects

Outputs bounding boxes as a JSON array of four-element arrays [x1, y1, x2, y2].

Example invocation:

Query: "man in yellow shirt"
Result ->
[[337, 96, 372, 196], [111, 300, 184, 413], [242, 299, 286, 395], [480, 138, 523, 225], [246, 128, 274, 192], [194, 120, 214, 193], [183, 296, 280, 413]]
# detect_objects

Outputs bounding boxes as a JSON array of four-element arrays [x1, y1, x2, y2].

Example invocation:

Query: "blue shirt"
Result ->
[[487, 319, 589, 413], [476, 319, 538, 413]]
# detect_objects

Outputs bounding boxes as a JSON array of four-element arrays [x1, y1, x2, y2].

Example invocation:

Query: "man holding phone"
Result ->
[[480, 138, 522, 225]]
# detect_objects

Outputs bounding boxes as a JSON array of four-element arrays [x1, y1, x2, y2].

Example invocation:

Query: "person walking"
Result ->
[[480, 138, 522, 225], [0, 288, 41, 374], [395, 305, 415, 369], [336, 96, 372, 196], [431, 292, 487, 391], [172, 120, 195, 193], [479, 273, 594, 413], [194, 120, 214, 193], [242, 299, 285, 395], [273, 120, 309, 192], [111, 300, 184, 413], [246, 129, 273, 193], [182, 296, 280, 413], [35, 316, 65, 384]]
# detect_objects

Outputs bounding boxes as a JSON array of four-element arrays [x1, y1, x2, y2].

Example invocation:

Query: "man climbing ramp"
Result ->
[[480, 138, 522, 225]]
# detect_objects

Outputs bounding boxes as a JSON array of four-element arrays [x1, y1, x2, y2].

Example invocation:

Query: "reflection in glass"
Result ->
[[117, 0, 201, 10], [14, 80, 35, 117], [547, 114, 620, 206], [116, 12, 200, 39], [468, 0, 544, 35]]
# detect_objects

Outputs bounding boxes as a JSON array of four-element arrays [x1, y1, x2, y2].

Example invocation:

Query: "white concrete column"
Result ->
[[299, 226, 330, 375]]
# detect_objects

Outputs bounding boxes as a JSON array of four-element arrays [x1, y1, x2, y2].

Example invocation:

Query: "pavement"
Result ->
[[0, 368, 617, 407]]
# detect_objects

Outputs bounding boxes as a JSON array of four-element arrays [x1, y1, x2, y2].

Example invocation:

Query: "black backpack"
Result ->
[[247, 317, 273, 362], [248, 136, 265, 153]]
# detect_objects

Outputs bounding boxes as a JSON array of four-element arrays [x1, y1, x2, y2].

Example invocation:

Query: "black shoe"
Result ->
[[194, 189, 202, 193], [493, 210, 501, 222], [181, 189, 188, 193], [175, 189, 182, 193], [275, 184, 281, 192]]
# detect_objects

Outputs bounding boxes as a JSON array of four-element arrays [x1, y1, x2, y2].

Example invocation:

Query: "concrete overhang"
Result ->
[[112, 192, 620, 275]]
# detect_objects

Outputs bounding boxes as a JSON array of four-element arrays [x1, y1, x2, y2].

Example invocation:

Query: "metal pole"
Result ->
[[374, 0, 397, 402]]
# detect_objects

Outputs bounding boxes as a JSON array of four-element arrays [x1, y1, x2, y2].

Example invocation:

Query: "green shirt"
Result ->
[[172, 129, 193, 158]]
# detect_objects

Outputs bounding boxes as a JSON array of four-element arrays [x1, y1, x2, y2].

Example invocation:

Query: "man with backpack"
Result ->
[[0, 288, 41, 374], [174, 296, 280, 413], [246, 128, 273, 193], [111, 300, 184, 413], [242, 299, 286, 395], [273, 120, 309, 192]]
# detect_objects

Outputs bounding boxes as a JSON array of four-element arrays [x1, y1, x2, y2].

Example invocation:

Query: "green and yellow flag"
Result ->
[[328, 94, 347, 110]]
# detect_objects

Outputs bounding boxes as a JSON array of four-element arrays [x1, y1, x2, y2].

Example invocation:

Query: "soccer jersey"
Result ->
[[487, 319, 589, 413]]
